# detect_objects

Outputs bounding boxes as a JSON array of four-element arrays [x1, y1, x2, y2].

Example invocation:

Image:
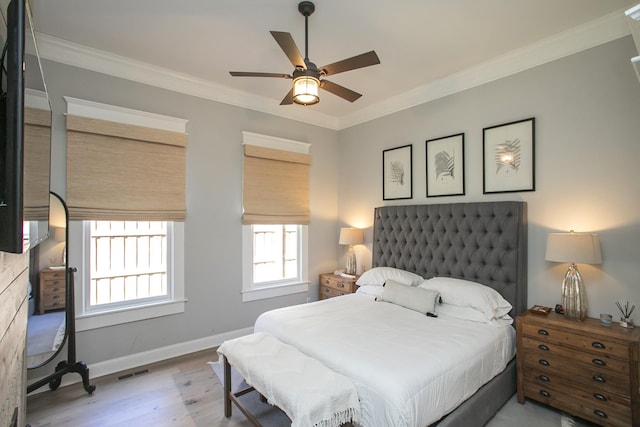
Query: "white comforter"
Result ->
[[254, 293, 515, 427]]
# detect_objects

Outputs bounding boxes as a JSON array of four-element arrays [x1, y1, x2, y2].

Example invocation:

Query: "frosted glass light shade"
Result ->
[[293, 76, 320, 105]]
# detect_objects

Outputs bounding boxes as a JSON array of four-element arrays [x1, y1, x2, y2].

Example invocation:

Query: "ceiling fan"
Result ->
[[229, 1, 380, 106]]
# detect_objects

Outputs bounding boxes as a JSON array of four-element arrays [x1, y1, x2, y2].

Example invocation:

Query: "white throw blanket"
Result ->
[[217, 332, 360, 427]]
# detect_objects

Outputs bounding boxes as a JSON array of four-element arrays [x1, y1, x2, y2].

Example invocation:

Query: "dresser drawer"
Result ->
[[521, 322, 630, 361], [523, 352, 630, 396], [523, 381, 632, 427], [521, 336, 630, 375], [41, 269, 65, 281]]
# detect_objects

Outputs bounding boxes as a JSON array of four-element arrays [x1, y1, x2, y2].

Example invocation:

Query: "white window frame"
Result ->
[[241, 131, 310, 302], [74, 221, 185, 332], [242, 224, 309, 302]]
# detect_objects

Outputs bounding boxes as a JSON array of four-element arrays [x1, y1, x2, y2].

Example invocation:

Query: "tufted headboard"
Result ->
[[372, 201, 527, 316]]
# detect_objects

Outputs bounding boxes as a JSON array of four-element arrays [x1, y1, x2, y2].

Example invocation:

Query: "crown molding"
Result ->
[[35, 7, 631, 131]]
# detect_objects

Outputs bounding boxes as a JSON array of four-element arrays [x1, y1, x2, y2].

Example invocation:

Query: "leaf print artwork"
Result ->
[[390, 161, 405, 185], [434, 150, 455, 182], [495, 138, 521, 175]]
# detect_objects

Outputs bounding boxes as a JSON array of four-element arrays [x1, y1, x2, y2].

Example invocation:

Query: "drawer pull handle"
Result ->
[[52, 287, 59, 292], [538, 375, 550, 382], [593, 409, 608, 419], [593, 393, 607, 402], [592, 374, 606, 383], [538, 359, 550, 367], [591, 341, 605, 349], [592, 358, 606, 367], [539, 390, 550, 398], [538, 344, 549, 351], [537, 329, 549, 336], [338, 282, 345, 288]]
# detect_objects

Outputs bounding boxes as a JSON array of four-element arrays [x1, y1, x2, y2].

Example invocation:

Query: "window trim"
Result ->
[[241, 224, 308, 302], [74, 221, 185, 332]]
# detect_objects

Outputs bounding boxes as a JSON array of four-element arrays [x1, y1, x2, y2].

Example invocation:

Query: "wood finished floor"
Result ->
[[26, 348, 595, 427]]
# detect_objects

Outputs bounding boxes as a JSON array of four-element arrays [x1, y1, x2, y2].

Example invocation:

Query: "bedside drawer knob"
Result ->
[[538, 375, 550, 382], [592, 374, 606, 383], [592, 358, 606, 367], [537, 329, 549, 336], [591, 341, 605, 349], [593, 393, 607, 402], [538, 344, 549, 351], [538, 359, 550, 367], [539, 390, 551, 398], [593, 409, 608, 419], [338, 282, 345, 288]]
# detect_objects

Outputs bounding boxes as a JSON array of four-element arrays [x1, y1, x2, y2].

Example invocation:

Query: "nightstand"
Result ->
[[516, 311, 640, 426], [319, 273, 359, 300], [39, 268, 66, 313]]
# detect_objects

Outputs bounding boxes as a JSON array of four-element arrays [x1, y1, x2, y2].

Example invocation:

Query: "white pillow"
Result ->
[[356, 267, 423, 287], [436, 303, 513, 327], [355, 285, 384, 298], [419, 277, 512, 321], [376, 279, 440, 315]]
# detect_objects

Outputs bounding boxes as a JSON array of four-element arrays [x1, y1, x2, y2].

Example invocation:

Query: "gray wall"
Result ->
[[30, 59, 340, 376], [337, 37, 640, 319]]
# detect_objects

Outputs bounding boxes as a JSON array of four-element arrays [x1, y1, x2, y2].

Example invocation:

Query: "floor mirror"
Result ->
[[26, 192, 95, 394]]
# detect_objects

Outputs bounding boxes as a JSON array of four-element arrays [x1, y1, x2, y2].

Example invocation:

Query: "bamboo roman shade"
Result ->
[[66, 114, 187, 221], [243, 144, 311, 225], [23, 107, 52, 221]]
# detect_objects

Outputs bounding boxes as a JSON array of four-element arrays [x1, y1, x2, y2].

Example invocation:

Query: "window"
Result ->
[[88, 221, 169, 309], [76, 220, 185, 332], [242, 224, 308, 302]]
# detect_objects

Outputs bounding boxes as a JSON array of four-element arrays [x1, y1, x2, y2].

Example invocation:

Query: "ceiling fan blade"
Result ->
[[320, 51, 380, 76], [320, 80, 362, 102], [280, 88, 294, 105], [229, 71, 291, 78], [270, 31, 306, 69]]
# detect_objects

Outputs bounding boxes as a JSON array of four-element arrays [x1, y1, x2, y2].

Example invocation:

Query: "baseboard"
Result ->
[[27, 326, 253, 395]]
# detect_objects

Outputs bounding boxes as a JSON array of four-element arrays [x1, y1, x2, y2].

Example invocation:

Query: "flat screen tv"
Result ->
[[1, 0, 51, 253]]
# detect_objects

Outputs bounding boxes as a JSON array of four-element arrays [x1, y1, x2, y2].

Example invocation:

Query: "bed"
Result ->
[[254, 201, 527, 426]]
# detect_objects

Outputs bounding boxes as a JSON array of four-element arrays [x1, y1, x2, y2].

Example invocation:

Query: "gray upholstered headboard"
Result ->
[[372, 202, 527, 316]]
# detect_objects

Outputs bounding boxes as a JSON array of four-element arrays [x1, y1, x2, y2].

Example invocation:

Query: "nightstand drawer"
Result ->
[[521, 323, 630, 361], [320, 286, 349, 300], [322, 276, 355, 293]]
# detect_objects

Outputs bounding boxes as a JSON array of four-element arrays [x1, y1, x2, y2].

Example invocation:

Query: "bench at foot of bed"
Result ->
[[218, 332, 360, 427]]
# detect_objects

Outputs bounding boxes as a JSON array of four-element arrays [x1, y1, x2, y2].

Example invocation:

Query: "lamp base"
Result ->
[[345, 247, 357, 275], [561, 263, 587, 321]]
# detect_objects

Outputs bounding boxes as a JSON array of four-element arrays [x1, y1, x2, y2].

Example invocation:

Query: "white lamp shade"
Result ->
[[339, 227, 364, 246], [52, 227, 66, 242], [545, 232, 602, 264]]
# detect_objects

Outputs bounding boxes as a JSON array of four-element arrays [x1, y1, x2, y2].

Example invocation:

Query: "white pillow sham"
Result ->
[[418, 277, 512, 321], [355, 285, 384, 298], [376, 279, 440, 316], [436, 303, 513, 327], [356, 267, 423, 287]]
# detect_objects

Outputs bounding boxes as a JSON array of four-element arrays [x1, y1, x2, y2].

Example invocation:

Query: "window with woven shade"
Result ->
[[64, 97, 188, 331], [241, 131, 310, 302]]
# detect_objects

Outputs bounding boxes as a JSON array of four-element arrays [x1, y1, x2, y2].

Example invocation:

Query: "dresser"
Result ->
[[39, 268, 66, 313], [319, 273, 358, 300], [516, 311, 640, 426]]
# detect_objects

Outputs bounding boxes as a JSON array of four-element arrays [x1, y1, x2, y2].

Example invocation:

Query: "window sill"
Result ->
[[242, 281, 309, 302], [76, 299, 186, 331]]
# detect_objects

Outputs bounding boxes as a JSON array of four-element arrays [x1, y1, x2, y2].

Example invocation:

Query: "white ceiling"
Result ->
[[28, 0, 638, 129]]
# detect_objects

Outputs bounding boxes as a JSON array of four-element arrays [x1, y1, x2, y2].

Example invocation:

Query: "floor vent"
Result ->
[[117, 368, 150, 381]]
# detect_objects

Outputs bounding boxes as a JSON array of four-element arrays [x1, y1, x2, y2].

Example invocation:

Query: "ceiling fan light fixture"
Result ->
[[292, 75, 320, 105]]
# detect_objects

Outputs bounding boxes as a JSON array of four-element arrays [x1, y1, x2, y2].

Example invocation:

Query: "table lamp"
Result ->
[[339, 227, 364, 275], [545, 231, 602, 321]]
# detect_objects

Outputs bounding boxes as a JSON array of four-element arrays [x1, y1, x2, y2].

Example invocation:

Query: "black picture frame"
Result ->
[[483, 117, 535, 194], [382, 144, 412, 200], [425, 133, 465, 197]]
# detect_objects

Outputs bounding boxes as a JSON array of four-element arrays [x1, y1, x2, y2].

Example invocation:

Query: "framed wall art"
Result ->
[[382, 144, 412, 200], [425, 133, 465, 197], [483, 117, 535, 194]]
